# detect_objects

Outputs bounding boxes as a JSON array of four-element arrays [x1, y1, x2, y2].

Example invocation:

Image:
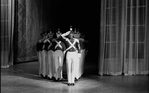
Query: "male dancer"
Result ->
[[36, 32, 45, 76], [61, 26, 81, 86], [52, 29, 66, 81], [73, 30, 82, 80], [41, 32, 48, 77], [46, 31, 54, 79]]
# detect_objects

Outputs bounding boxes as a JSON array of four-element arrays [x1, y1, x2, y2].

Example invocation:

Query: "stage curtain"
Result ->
[[15, 0, 44, 63], [123, 0, 149, 75], [1, 0, 15, 68], [99, 0, 149, 75]]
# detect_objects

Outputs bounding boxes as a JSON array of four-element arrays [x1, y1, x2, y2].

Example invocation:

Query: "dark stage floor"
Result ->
[[1, 62, 149, 93]]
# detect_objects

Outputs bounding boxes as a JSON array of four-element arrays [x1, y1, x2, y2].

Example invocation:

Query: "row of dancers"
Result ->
[[36, 26, 87, 86]]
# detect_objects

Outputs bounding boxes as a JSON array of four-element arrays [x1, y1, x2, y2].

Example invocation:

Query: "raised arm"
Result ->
[[61, 31, 71, 37]]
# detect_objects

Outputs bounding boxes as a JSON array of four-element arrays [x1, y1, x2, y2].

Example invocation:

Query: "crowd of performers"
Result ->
[[36, 26, 87, 86]]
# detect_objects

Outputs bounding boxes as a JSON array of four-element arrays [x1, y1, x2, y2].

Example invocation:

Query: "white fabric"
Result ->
[[38, 51, 42, 75], [54, 50, 64, 80], [66, 51, 78, 83], [61, 31, 71, 37], [47, 50, 54, 78], [75, 50, 86, 79], [41, 50, 46, 77], [64, 38, 79, 54], [74, 53, 81, 79], [65, 39, 77, 51], [78, 53, 81, 58], [55, 41, 62, 49], [44, 39, 52, 50], [43, 39, 50, 43]]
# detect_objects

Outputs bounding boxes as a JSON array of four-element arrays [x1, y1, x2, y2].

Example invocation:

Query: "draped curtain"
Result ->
[[15, 0, 45, 63], [99, 0, 149, 75], [123, 0, 149, 75], [1, 0, 15, 68]]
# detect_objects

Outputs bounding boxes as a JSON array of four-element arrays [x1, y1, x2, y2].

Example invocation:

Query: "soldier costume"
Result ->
[[39, 32, 48, 77], [46, 31, 54, 79], [36, 33, 45, 76], [41, 32, 49, 77], [52, 29, 66, 80], [73, 30, 82, 80], [60, 26, 81, 86]]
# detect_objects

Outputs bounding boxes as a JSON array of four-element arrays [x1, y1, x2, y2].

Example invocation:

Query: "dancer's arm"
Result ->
[[61, 31, 71, 37]]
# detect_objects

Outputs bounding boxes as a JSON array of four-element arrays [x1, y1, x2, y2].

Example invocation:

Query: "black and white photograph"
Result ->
[[1, 0, 149, 93]]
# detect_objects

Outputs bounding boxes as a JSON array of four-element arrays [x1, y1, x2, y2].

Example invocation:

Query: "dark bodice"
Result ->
[[60, 36, 80, 52], [36, 40, 44, 51], [43, 39, 52, 51], [52, 38, 66, 51]]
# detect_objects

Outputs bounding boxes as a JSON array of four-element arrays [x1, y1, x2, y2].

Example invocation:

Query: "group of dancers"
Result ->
[[36, 26, 87, 86]]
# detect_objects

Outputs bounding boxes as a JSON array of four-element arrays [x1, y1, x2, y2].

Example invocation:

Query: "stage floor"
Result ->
[[1, 61, 149, 93]]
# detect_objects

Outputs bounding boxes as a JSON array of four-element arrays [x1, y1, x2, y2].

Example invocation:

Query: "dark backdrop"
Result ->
[[14, 0, 100, 65], [44, 0, 101, 64]]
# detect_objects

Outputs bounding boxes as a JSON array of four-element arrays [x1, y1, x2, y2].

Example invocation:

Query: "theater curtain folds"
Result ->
[[1, 0, 45, 66], [99, 0, 149, 75], [15, 0, 44, 63], [1, 0, 15, 68]]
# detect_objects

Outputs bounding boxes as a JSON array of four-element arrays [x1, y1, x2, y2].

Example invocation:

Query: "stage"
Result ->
[[1, 61, 149, 93]]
